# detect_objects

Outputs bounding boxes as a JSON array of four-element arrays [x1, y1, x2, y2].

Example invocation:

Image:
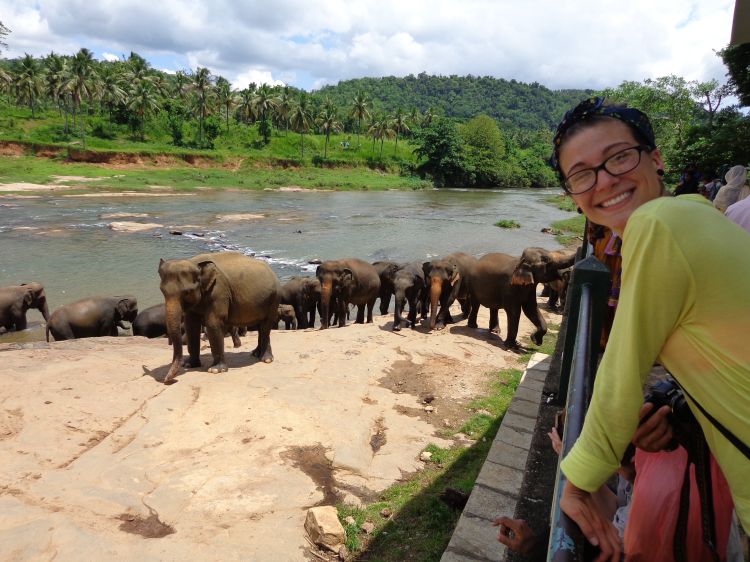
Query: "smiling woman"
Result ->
[[550, 97, 750, 559]]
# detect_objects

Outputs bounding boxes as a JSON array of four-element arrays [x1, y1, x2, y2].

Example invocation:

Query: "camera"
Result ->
[[643, 378, 700, 449]]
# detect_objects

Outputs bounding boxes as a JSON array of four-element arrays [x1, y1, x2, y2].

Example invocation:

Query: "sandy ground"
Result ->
[[0, 302, 560, 561]]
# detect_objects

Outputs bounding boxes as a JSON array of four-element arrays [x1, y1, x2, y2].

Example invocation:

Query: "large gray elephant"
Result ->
[[132, 303, 172, 339], [279, 276, 321, 328], [316, 259, 380, 329], [0, 282, 50, 333], [391, 262, 426, 331], [372, 261, 401, 315], [46, 296, 138, 341], [423, 252, 478, 331], [511, 247, 577, 287], [467, 253, 546, 347], [158, 252, 281, 384]]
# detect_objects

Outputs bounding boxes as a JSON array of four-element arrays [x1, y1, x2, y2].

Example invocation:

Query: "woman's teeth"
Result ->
[[601, 191, 630, 208]]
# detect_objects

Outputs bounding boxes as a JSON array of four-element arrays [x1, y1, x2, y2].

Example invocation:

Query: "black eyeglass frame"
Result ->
[[562, 144, 654, 195]]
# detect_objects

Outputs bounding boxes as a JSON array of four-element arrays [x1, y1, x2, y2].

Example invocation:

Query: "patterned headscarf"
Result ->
[[550, 97, 657, 186]]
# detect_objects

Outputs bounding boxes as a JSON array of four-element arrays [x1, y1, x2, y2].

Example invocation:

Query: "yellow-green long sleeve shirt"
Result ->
[[560, 194, 750, 531]]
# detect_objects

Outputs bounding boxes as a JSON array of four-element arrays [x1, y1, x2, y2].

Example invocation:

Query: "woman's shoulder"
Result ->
[[632, 194, 715, 223]]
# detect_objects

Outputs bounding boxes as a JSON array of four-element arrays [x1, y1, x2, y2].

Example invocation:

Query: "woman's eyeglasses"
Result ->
[[563, 145, 651, 194]]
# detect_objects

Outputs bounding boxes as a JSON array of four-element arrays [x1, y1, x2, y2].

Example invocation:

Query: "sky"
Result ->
[[0, 0, 738, 93]]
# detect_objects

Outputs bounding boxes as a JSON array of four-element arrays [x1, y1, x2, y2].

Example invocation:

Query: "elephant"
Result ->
[[158, 252, 281, 384], [391, 262, 426, 331], [46, 296, 138, 341], [277, 304, 297, 330], [372, 261, 401, 315], [467, 253, 547, 347], [0, 282, 50, 333], [316, 259, 380, 329], [545, 266, 572, 311], [132, 303, 168, 339], [511, 247, 577, 287], [423, 252, 478, 331], [279, 276, 321, 328]]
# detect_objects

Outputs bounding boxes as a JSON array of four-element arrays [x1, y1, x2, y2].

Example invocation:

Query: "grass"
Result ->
[[494, 219, 521, 229], [544, 194, 576, 212], [337, 328, 560, 561], [550, 215, 586, 246]]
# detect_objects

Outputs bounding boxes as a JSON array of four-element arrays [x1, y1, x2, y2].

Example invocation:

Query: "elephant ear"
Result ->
[[116, 297, 137, 320], [198, 260, 221, 294], [511, 261, 535, 286], [422, 261, 432, 277], [449, 264, 460, 286], [315, 265, 323, 278], [22, 291, 33, 307]]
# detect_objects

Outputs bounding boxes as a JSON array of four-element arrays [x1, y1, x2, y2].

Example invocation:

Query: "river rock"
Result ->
[[100, 212, 150, 219], [108, 221, 163, 232], [305, 506, 345, 552], [216, 213, 265, 221]]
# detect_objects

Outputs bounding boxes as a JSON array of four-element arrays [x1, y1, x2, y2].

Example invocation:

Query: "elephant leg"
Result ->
[[522, 297, 548, 345], [253, 317, 274, 363], [366, 298, 376, 323], [15, 316, 27, 331], [407, 296, 418, 328], [467, 296, 479, 329], [504, 304, 522, 348], [50, 323, 75, 341], [184, 316, 202, 368], [307, 305, 316, 328], [355, 304, 366, 324], [205, 324, 227, 373], [488, 308, 500, 334], [294, 304, 307, 329], [230, 327, 242, 348]]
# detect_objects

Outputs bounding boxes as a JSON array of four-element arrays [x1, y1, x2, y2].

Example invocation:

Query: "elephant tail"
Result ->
[[45, 323, 50, 342]]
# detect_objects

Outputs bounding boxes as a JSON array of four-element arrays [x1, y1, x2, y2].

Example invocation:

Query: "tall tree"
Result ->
[[190, 67, 214, 146], [98, 64, 125, 134], [0, 21, 10, 55], [14, 54, 43, 118], [391, 107, 410, 154], [237, 87, 255, 124], [70, 48, 97, 131], [289, 93, 313, 158], [215, 77, 236, 132], [368, 113, 395, 158], [719, 43, 750, 107], [350, 90, 371, 148], [317, 106, 342, 158], [43, 52, 68, 118], [252, 84, 278, 144], [127, 81, 160, 141], [275, 86, 293, 135]]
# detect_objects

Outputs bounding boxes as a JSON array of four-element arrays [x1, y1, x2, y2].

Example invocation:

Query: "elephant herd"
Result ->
[[0, 246, 576, 385]]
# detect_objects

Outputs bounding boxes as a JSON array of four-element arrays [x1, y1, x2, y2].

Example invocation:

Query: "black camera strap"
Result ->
[[679, 384, 750, 460]]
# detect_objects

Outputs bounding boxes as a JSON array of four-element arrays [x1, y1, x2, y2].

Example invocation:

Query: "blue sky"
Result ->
[[0, 0, 737, 93]]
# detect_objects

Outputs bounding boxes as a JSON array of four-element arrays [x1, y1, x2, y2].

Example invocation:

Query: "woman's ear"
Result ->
[[649, 148, 664, 174]]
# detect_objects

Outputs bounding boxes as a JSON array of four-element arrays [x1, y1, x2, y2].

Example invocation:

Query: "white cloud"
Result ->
[[234, 68, 286, 89], [101, 52, 119, 62], [0, 0, 737, 91]]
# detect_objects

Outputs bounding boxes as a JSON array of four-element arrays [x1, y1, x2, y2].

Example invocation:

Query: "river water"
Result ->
[[0, 188, 572, 341]]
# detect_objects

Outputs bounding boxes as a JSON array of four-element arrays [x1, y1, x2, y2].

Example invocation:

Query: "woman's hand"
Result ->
[[560, 480, 622, 562], [632, 403, 673, 451]]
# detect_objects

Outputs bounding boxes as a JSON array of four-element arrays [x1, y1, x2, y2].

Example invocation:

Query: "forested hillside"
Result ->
[[316, 73, 592, 130]]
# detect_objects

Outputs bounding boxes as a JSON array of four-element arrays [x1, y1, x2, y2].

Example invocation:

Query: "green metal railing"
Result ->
[[547, 250, 611, 561]]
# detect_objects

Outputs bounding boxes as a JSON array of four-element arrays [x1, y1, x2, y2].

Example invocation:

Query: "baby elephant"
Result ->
[[277, 304, 297, 330], [46, 296, 138, 341]]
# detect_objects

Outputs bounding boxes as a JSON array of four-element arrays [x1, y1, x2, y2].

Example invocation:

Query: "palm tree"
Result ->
[[422, 107, 435, 127], [70, 48, 96, 131], [98, 64, 125, 134], [391, 107, 410, 154], [190, 67, 214, 146], [275, 86, 293, 136], [368, 113, 395, 159], [127, 80, 160, 141], [350, 90, 370, 148], [215, 77, 236, 132], [289, 93, 313, 158], [237, 87, 255, 124], [173, 70, 190, 101], [43, 52, 68, 118], [317, 106, 342, 158], [252, 84, 278, 144], [14, 54, 44, 118]]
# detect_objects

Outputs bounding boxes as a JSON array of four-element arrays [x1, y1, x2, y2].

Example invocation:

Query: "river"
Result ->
[[0, 187, 573, 341]]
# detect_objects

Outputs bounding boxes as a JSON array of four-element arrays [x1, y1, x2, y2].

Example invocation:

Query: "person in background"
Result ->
[[549, 97, 750, 560], [714, 165, 750, 213], [725, 195, 750, 235], [674, 164, 701, 195]]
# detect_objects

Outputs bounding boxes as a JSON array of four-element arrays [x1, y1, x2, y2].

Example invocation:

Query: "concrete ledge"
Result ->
[[441, 353, 550, 562]]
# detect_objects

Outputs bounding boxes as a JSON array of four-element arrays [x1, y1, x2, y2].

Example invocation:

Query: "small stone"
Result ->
[[379, 508, 392, 518], [169, 230, 183, 235], [420, 451, 432, 462], [476, 408, 493, 417], [422, 394, 435, 404], [424, 405, 434, 413], [305, 506, 346, 553], [362, 521, 375, 534], [44, 401, 52, 405], [443, 419, 451, 427], [338, 545, 349, 560], [344, 516, 356, 526]]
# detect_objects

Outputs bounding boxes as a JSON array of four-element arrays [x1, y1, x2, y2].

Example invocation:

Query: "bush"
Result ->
[[494, 219, 521, 228]]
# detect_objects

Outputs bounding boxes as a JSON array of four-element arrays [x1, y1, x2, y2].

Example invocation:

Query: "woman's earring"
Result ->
[[577, 207, 583, 214], [657, 169, 665, 177]]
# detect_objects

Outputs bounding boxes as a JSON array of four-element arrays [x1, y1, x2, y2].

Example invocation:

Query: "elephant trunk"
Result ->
[[164, 298, 184, 383], [319, 280, 332, 329], [38, 297, 50, 323], [429, 277, 442, 330]]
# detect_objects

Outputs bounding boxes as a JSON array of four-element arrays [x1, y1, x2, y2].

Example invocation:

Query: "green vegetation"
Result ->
[[544, 194, 576, 212], [551, 215, 586, 247], [338, 326, 560, 560], [494, 219, 520, 229]]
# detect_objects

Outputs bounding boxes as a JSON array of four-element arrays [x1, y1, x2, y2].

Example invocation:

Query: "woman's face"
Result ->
[[558, 119, 664, 234]]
